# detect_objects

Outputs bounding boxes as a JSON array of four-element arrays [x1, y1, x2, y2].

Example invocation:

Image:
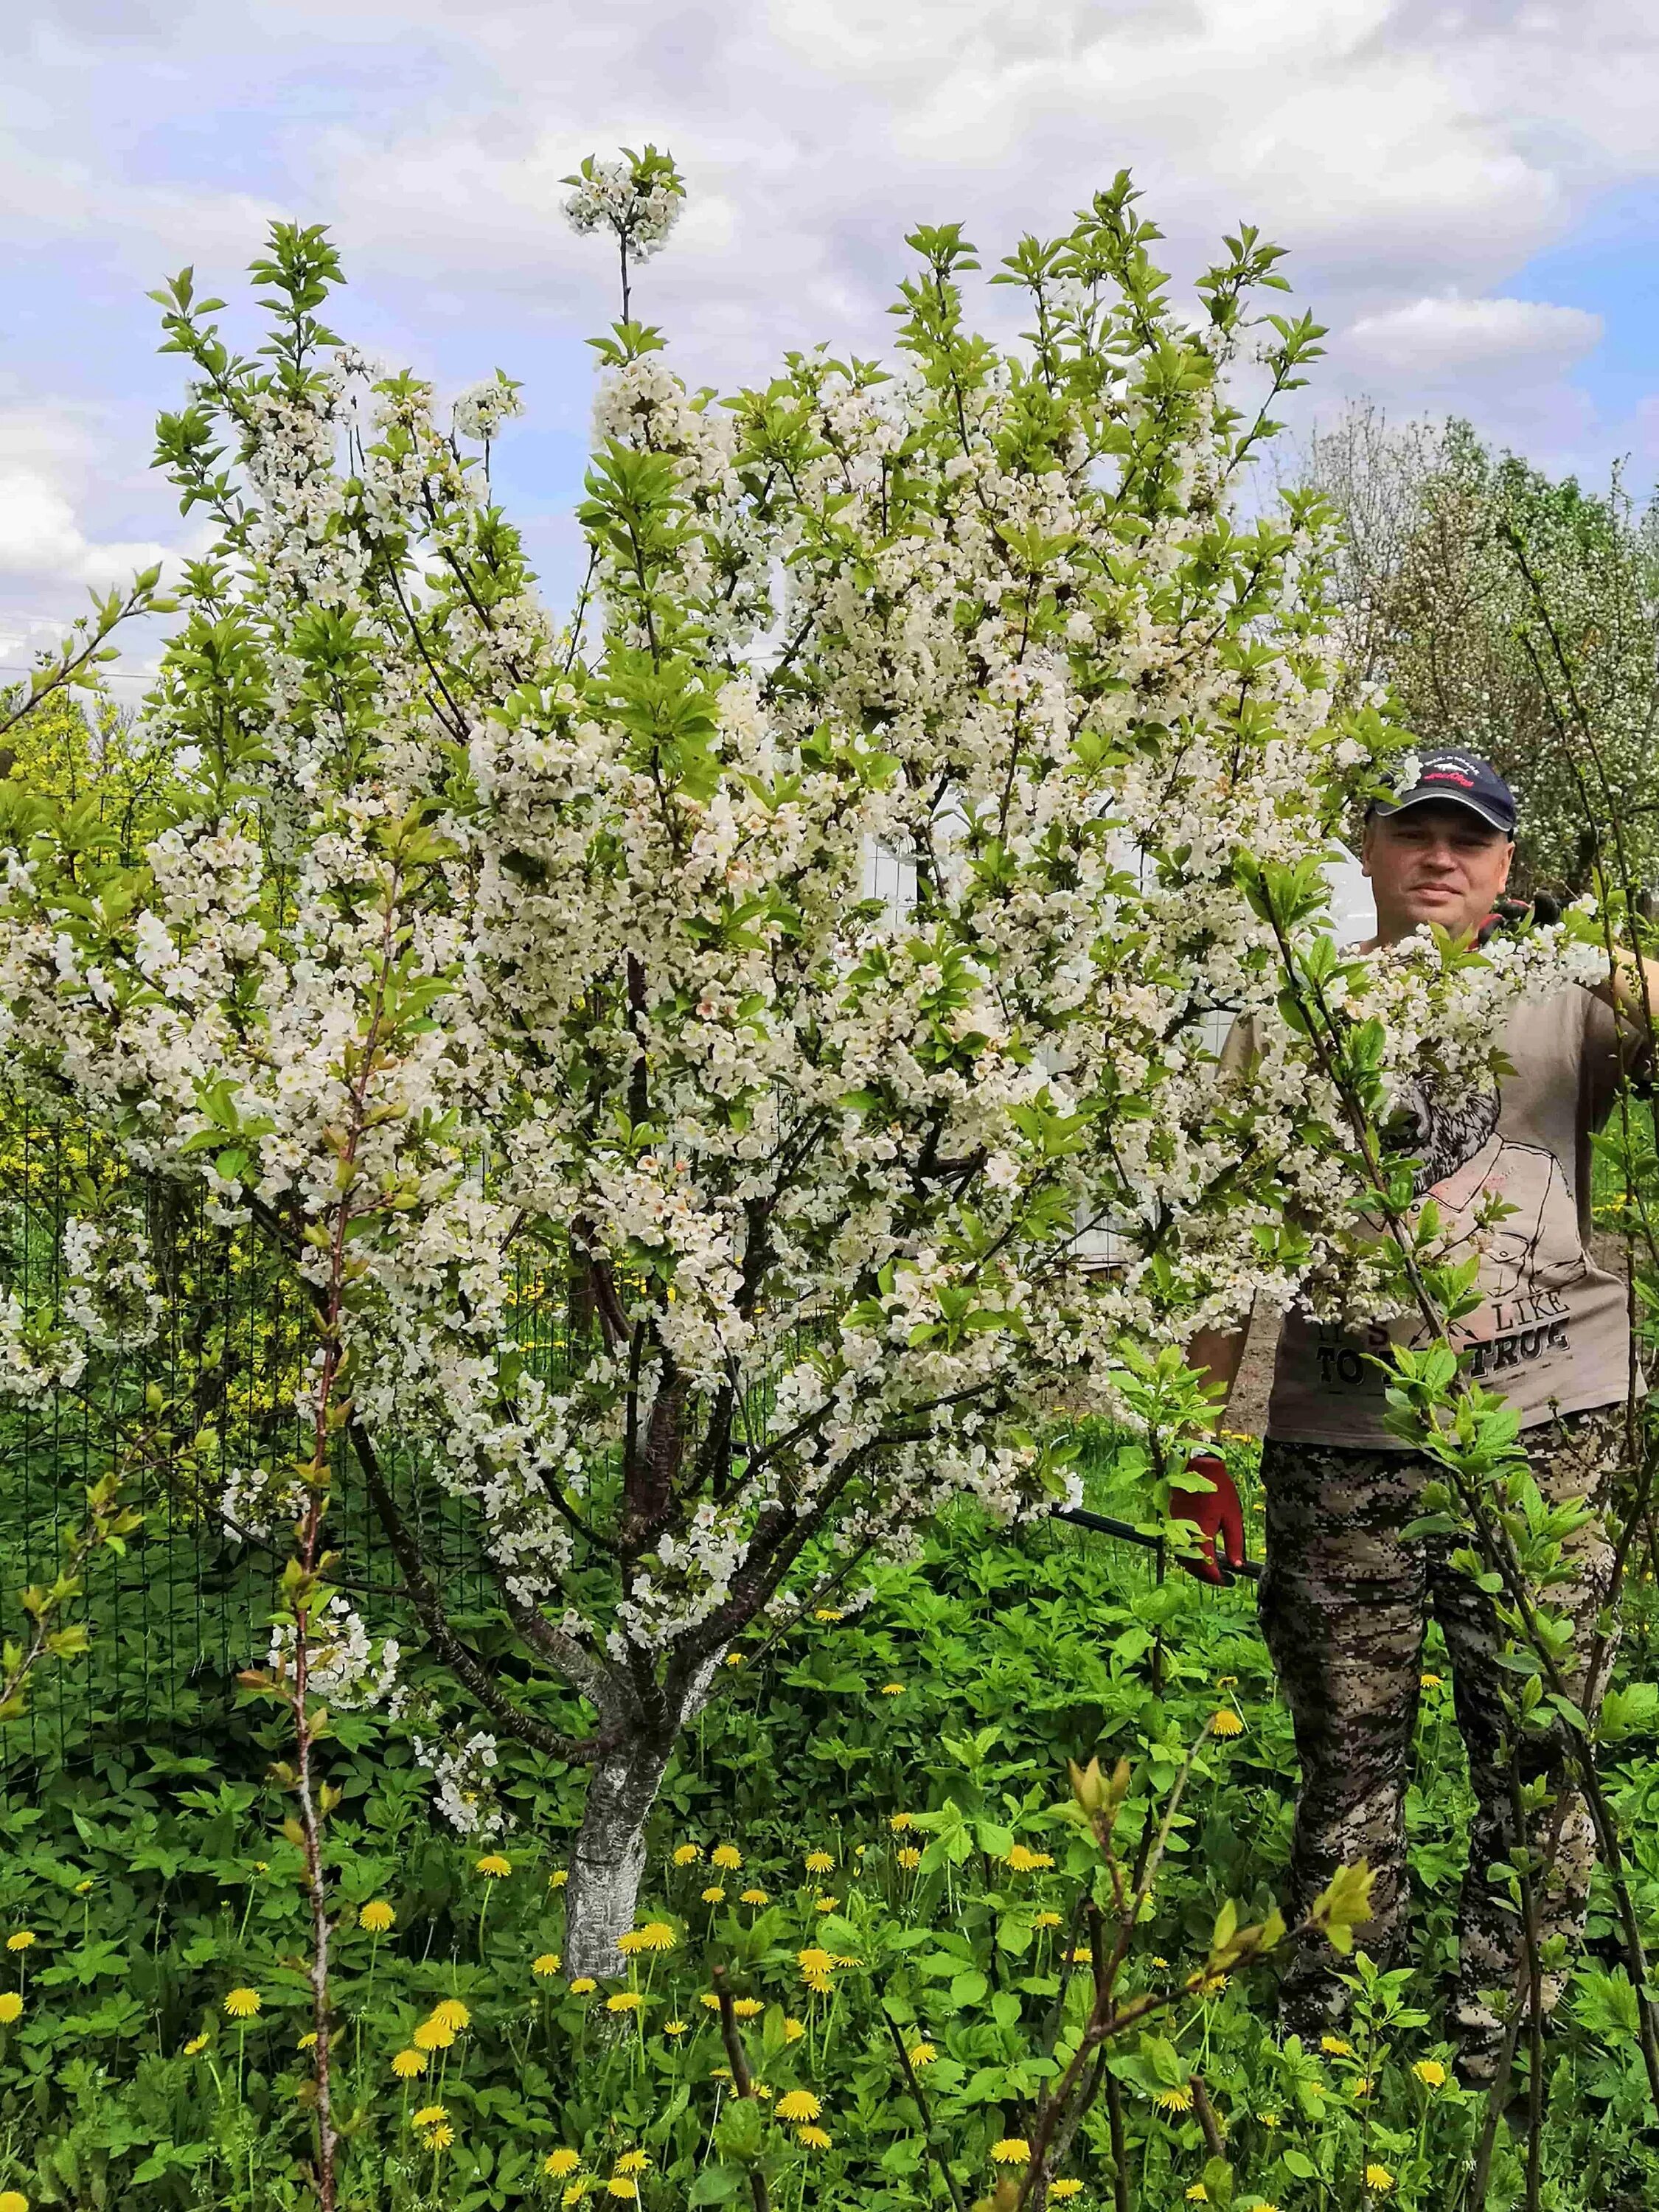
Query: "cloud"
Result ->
[[1340, 296, 1604, 383]]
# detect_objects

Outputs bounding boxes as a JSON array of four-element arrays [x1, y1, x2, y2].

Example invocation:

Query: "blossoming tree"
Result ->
[[0, 156, 1584, 1975]]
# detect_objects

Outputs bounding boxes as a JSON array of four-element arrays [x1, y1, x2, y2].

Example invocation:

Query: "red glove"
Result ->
[[1169, 1453, 1246, 1586]]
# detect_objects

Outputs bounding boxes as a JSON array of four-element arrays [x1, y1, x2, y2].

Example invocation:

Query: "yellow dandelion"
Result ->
[[813, 1607, 843, 1622], [991, 2139, 1031, 2165], [797, 1946, 836, 1983], [74, 1879, 92, 1895], [606, 1992, 643, 2015], [1186, 2189, 1210, 2206], [804, 1851, 835, 1874], [1033, 1910, 1061, 1929], [784, 2017, 805, 2042], [1259, 2112, 1281, 2130], [534, 1952, 562, 1978], [1352, 2076, 1374, 2099], [569, 1978, 597, 1997], [712, 2065, 731, 2081], [431, 1999, 470, 2031], [298, 2031, 316, 2051], [392, 2048, 428, 2077], [776, 2089, 821, 2122], [1051, 2187, 1085, 2202], [549, 1868, 568, 1889], [664, 2019, 687, 2035], [733, 1997, 764, 2019], [563, 2185, 591, 2210], [0, 1994, 21, 2025], [897, 1846, 922, 1871], [797, 2125, 832, 2149], [672, 1843, 701, 1865], [1071, 1947, 1092, 1964], [1005, 1843, 1055, 1873], [0, 2196, 28, 2212], [712, 1843, 742, 1871], [358, 1899, 394, 1933], [1420, 1672, 1444, 1690], [1152, 2084, 1194, 2113], [412, 2019, 453, 2051], [544, 2150, 581, 2179], [701, 1887, 727, 1905], [184, 2031, 208, 2055], [1210, 1709, 1245, 1737], [880, 1682, 904, 1696], [1413, 2058, 1447, 2088], [411, 2104, 448, 2128], [889, 1812, 914, 1832], [6, 1933, 35, 1952], [223, 1988, 262, 2020], [740, 1888, 771, 1906], [723, 1651, 744, 1667], [815, 1896, 838, 1913], [1321, 2035, 1353, 2056], [753, 2082, 773, 2099], [1150, 1955, 1169, 1968], [605, 2178, 637, 2200], [1366, 2166, 1395, 2194], [700, 1993, 723, 2011], [613, 2150, 650, 2174], [634, 1921, 677, 1952], [475, 1854, 511, 1878], [1216, 1674, 1238, 1688], [907, 2041, 936, 2067], [425, 2122, 455, 2152]]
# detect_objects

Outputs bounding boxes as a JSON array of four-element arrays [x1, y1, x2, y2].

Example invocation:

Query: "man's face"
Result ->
[[1360, 801, 1514, 945]]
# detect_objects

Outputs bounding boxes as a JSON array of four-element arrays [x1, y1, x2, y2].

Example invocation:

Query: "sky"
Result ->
[[3, 0, 1659, 684]]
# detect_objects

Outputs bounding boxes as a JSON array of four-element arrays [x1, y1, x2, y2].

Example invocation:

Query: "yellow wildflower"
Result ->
[[358, 1899, 394, 1933], [1152, 2084, 1194, 2113], [1421, 1672, 1444, 1690], [544, 2150, 581, 2179], [664, 2019, 687, 2035], [1413, 2058, 1447, 2088], [701, 1887, 727, 1905], [569, 1978, 597, 1997], [776, 2090, 821, 2122], [298, 2031, 316, 2051], [74, 1879, 93, 1895], [889, 1812, 914, 1832], [184, 2031, 208, 2055], [412, 2019, 453, 2051], [425, 2123, 455, 2152], [606, 1992, 642, 2014], [1321, 2035, 1353, 2056], [614, 2150, 650, 2174], [740, 1888, 771, 1907], [784, 2017, 805, 2042], [733, 1997, 764, 2018], [0, 1994, 21, 2025], [392, 2048, 428, 2077], [797, 1946, 836, 1994], [1051, 2188, 1084, 2202], [907, 2041, 936, 2067], [1033, 1910, 1061, 1929], [549, 1868, 568, 1888], [753, 2082, 772, 2099], [672, 1843, 701, 1865], [880, 1682, 904, 1695], [1353, 2076, 1374, 2098], [814, 1896, 837, 1913], [797, 2124, 832, 2149], [712, 1844, 743, 1871], [534, 1952, 562, 1978], [1210, 1709, 1245, 1737], [563, 2185, 591, 2209], [633, 1921, 678, 1952], [897, 1847, 922, 1871], [475, 1854, 511, 1878], [412, 2104, 448, 2128], [804, 1851, 835, 1874], [1005, 1843, 1055, 1873], [1071, 1947, 1092, 1964], [431, 1999, 470, 2031], [223, 1988, 261, 2020], [1366, 2166, 1395, 2194], [700, 1993, 723, 2011], [5, 1933, 34, 1952], [1186, 2190, 1209, 2206], [605, 2179, 638, 2200], [991, 2139, 1031, 2165], [0, 2197, 28, 2212], [813, 1607, 843, 1622]]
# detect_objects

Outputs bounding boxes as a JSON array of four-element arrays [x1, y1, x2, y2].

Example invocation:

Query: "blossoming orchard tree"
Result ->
[[0, 153, 1579, 1974]]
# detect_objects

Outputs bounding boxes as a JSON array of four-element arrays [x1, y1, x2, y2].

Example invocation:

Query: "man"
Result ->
[[1186, 749, 1652, 2078]]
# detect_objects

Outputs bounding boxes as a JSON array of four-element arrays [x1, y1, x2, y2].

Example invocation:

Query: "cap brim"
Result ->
[[1376, 788, 1514, 834]]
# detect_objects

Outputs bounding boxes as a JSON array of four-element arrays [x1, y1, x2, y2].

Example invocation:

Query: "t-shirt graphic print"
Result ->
[[1267, 987, 1634, 1448]]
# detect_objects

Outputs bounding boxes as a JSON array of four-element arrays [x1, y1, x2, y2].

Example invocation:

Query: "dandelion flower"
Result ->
[[74, 1879, 92, 1895], [1033, 1910, 1061, 1929], [814, 1896, 837, 1913], [733, 1997, 763, 2018], [392, 2048, 428, 2077], [776, 2090, 821, 2122], [184, 2031, 208, 2055], [991, 2139, 1031, 2165], [412, 2019, 453, 2051], [880, 1683, 904, 1696], [712, 1843, 742, 1871], [753, 2082, 773, 2099], [475, 1854, 511, 1879], [412, 2104, 448, 2128], [1210, 1709, 1245, 1737], [358, 1899, 394, 1933], [607, 1992, 643, 2015], [672, 1843, 701, 1865], [796, 1946, 836, 1994], [700, 1993, 723, 2011], [431, 1999, 470, 2031], [614, 2150, 650, 2174], [897, 1847, 922, 1871], [723, 1650, 745, 1667], [813, 1607, 843, 1622], [549, 1868, 568, 1889], [664, 2020, 687, 2036], [1051, 2187, 1084, 2202], [0, 2196, 27, 2212], [1186, 2190, 1210, 2206], [1152, 2084, 1194, 2113], [298, 2031, 317, 2051], [1366, 2166, 1395, 2194], [796, 2126, 832, 2150], [534, 1952, 562, 1978], [908, 2041, 937, 2066], [1321, 2035, 1353, 2056], [1413, 2058, 1447, 2088], [740, 1888, 771, 1907], [0, 1994, 21, 2025], [1352, 2077, 1374, 2098], [804, 1851, 835, 1875], [1071, 1947, 1092, 1964], [223, 1988, 262, 2020], [889, 1812, 914, 1832], [563, 2185, 591, 2210], [626, 1921, 678, 1953], [6, 1933, 35, 1952], [1420, 1672, 1444, 1690], [544, 2150, 581, 2179], [701, 1887, 727, 1905], [1005, 1843, 1055, 1873], [605, 2179, 638, 2200], [569, 1977, 597, 1996], [784, 2017, 805, 2042], [425, 2123, 455, 2152]]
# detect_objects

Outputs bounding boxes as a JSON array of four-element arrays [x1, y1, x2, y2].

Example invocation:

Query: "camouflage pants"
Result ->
[[1258, 1406, 1623, 2051]]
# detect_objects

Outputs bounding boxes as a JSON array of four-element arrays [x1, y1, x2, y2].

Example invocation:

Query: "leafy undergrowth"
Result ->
[[1, 1441, 1658, 2211]]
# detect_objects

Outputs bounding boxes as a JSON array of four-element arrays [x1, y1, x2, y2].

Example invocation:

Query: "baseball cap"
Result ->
[[1372, 749, 1517, 837]]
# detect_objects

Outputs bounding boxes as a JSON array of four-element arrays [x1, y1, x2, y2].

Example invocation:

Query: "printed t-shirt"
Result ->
[[1265, 985, 1634, 1449]]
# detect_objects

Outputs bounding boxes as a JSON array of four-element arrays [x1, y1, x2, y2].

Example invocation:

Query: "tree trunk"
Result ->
[[564, 1728, 678, 1980]]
